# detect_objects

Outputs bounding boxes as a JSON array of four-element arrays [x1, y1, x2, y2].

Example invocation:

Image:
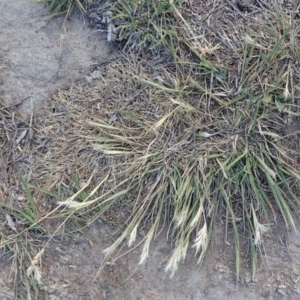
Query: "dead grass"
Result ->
[[1, 0, 300, 297], [79, 0, 300, 279]]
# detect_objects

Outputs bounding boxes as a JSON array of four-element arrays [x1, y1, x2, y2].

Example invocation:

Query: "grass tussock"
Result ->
[[61, 19, 300, 278], [58, 0, 300, 280], [108, 0, 185, 52], [39, 0, 87, 18]]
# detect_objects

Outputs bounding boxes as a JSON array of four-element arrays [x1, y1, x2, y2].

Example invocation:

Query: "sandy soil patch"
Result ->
[[0, 0, 110, 119]]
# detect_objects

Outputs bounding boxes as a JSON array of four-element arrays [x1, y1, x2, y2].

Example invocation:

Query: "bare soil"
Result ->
[[2, 220, 300, 299], [39, 223, 300, 300], [0, 0, 111, 118], [1, 1, 300, 299]]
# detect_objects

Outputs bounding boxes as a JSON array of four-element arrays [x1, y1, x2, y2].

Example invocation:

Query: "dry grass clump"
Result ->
[[59, 32, 300, 279], [60, 0, 300, 279], [0, 103, 46, 298]]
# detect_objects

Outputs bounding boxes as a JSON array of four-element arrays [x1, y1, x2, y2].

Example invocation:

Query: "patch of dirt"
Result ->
[[0, 0, 111, 119], [46, 224, 300, 299], [2, 221, 300, 300]]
